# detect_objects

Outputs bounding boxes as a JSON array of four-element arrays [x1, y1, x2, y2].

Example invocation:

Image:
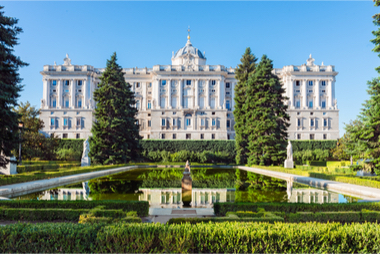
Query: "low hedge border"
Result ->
[[214, 202, 380, 216], [284, 211, 380, 223], [167, 216, 284, 225], [17, 162, 81, 174], [0, 200, 149, 216], [1, 222, 380, 252]]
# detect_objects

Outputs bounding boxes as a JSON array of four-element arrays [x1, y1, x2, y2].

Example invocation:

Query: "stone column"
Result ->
[[168, 79, 171, 109], [328, 79, 333, 109], [219, 78, 225, 109], [179, 79, 183, 109], [43, 78, 49, 109], [156, 79, 161, 109], [83, 79, 88, 109], [302, 79, 307, 109], [70, 79, 75, 108], [195, 79, 199, 109], [205, 79, 210, 109], [57, 79, 62, 109], [332, 79, 336, 108], [289, 79, 294, 109], [231, 82, 235, 111], [315, 79, 320, 109], [142, 82, 147, 110]]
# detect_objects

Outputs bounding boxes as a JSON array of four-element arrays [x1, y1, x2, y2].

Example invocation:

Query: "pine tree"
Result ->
[[89, 53, 141, 164], [233, 47, 257, 165], [244, 55, 289, 166], [0, 6, 28, 168]]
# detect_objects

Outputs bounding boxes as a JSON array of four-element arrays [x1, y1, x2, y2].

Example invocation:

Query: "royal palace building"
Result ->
[[40, 35, 339, 140]]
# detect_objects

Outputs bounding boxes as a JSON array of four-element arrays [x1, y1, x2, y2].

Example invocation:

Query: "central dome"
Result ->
[[174, 39, 205, 59]]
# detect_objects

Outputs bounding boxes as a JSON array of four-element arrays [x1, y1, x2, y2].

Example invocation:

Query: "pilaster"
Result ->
[[195, 79, 199, 109], [205, 79, 210, 109], [302, 79, 307, 109], [70, 79, 75, 108], [57, 79, 62, 109], [168, 79, 172, 109], [179, 79, 183, 109], [315, 79, 320, 109]]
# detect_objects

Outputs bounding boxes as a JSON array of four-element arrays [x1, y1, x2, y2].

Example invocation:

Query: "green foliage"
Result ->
[[57, 139, 84, 153], [0, 200, 149, 216], [2, 222, 380, 253], [143, 150, 234, 163], [0, 208, 88, 221], [56, 148, 81, 161], [90, 53, 141, 165], [140, 140, 235, 154], [245, 55, 290, 166], [291, 140, 337, 151], [285, 211, 380, 223], [293, 149, 330, 163], [17, 161, 80, 173], [78, 206, 141, 224], [167, 216, 283, 224], [234, 47, 258, 165], [330, 134, 351, 160], [0, 6, 29, 167], [213, 201, 380, 216]]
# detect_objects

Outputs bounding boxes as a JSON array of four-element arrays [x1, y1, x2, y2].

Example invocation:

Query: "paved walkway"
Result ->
[[148, 208, 214, 224]]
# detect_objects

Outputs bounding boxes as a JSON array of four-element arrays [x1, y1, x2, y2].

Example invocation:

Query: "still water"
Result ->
[[13, 168, 360, 207]]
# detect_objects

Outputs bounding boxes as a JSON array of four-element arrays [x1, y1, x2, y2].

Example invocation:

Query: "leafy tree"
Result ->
[[13, 101, 57, 160], [244, 55, 290, 166], [89, 52, 141, 164], [233, 47, 257, 165], [344, 1, 380, 171], [0, 6, 28, 167]]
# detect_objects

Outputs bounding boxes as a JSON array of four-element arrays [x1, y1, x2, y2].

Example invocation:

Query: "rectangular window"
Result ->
[[186, 118, 191, 126], [186, 134, 191, 139], [322, 101, 326, 108], [52, 99, 56, 108], [227, 134, 230, 140], [77, 118, 81, 127], [210, 98, 216, 109], [76, 134, 80, 139], [297, 119, 301, 126], [324, 119, 328, 127], [147, 100, 151, 109], [63, 118, 68, 126], [308, 90, 313, 93], [136, 100, 140, 109], [148, 82, 152, 88], [172, 118, 176, 126], [160, 97, 166, 108], [323, 134, 327, 140], [211, 80, 216, 86], [200, 134, 204, 140], [212, 134, 215, 140], [310, 134, 314, 140], [309, 100, 313, 108], [161, 134, 165, 139], [201, 118, 205, 126], [52, 80, 57, 86], [63, 133, 68, 139], [148, 120, 151, 127], [212, 119, 216, 126], [161, 119, 166, 126], [65, 100, 69, 108], [173, 134, 176, 139], [296, 81, 300, 86], [227, 120, 230, 128], [321, 81, 326, 86], [296, 100, 300, 108], [186, 80, 191, 86], [161, 80, 167, 86], [322, 90, 326, 93], [78, 80, 82, 86], [226, 82, 230, 88], [308, 80, 313, 86], [297, 134, 301, 140], [199, 97, 204, 109], [147, 134, 150, 139], [136, 82, 140, 88], [310, 119, 314, 127], [51, 118, 55, 126], [78, 100, 82, 108], [226, 100, 230, 110], [171, 97, 177, 108]]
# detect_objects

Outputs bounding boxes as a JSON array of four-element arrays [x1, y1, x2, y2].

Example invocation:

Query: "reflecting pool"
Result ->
[[13, 168, 360, 207]]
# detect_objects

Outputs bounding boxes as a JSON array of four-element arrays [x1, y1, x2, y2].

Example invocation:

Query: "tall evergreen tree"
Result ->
[[233, 47, 257, 165], [244, 55, 289, 166], [0, 6, 28, 168], [345, 0, 380, 172], [89, 53, 141, 164]]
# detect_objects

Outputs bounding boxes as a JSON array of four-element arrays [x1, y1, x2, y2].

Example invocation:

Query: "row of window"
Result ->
[[296, 118, 330, 127], [50, 80, 83, 87], [50, 117, 85, 128], [141, 98, 231, 110], [50, 98, 83, 108], [294, 89, 327, 93], [53, 133, 82, 139], [295, 80, 327, 87], [159, 133, 218, 140], [295, 100, 327, 109], [296, 134, 328, 140], [159, 80, 231, 88]]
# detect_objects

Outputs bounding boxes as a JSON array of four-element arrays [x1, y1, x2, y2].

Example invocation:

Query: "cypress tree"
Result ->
[[89, 53, 141, 164], [0, 6, 28, 168], [244, 55, 289, 166], [233, 47, 257, 165]]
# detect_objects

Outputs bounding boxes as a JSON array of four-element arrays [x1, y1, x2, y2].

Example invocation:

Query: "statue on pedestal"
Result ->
[[81, 137, 91, 167], [284, 140, 294, 168]]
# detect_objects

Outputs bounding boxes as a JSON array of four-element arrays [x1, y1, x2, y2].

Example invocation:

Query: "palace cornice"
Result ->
[[40, 71, 99, 77], [277, 71, 339, 77]]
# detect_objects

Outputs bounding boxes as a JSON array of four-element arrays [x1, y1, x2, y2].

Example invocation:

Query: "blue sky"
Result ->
[[3, 1, 379, 137]]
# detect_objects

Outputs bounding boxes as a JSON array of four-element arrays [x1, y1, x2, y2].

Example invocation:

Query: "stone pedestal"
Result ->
[[182, 172, 192, 192], [81, 157, 91, 167], [0, 156, 17, 175], [284, 160, 294, 169], [356, 170, 377, 177]]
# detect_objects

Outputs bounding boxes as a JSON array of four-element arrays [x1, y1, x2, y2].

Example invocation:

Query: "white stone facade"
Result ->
[[40, 39, 339, 140]]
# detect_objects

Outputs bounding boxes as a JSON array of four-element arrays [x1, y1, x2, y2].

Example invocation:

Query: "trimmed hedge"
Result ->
[[0, 200, 149, 216], [213, 202, 380, 216], [167, 216, 283, 224], [2, 222, 380, 252], [17, 162, 81, 174], [140, 140, 236, 153], [285, 211, 380, 223], [291, 140, 337, 151], [57, 139, 84, 153]]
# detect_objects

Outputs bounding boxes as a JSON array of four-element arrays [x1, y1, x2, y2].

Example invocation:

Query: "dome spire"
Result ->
[[187, 26, 191, 41]]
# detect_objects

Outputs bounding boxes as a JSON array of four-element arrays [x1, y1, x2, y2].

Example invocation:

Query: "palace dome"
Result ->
[[174, 39, 205, 59]]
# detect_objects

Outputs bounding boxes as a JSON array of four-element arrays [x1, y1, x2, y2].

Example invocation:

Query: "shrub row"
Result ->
[[291, 140, 337, 151], [293, 149, 330, 163], [0, 208, 126, 221], [140, 140, 236, 153], [167, 216, 283, 224], [1, 222, 380, 252], [213, 202, 380, 216], [0, 200, 149, 216], [142, 150, 234, 163], [17, 162, 81, 174], [78, 206, 141, 224], [284, 210, 380, 223]]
